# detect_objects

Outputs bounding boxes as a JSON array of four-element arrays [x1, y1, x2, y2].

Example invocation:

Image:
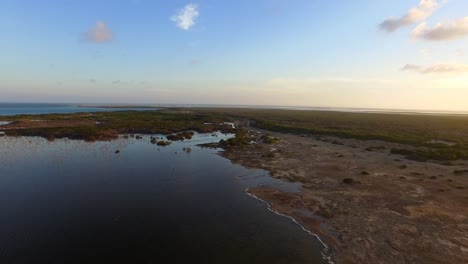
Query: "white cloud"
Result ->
[[189, 59, 201, 65], [171, 4, 199, 31], [84, 21, 114, 43], [420, 48, 432, 57], [412, 17, 468, 41], [379, 0, 440, 32], [401, 63, 468, 74]]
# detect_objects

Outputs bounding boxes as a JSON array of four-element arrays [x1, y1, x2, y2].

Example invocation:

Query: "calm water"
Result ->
[[0, 133, 326, 264], [0, 103, 158, 116]]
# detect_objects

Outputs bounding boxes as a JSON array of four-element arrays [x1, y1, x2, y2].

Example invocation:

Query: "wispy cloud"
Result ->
[[379, 0, 440, 32], [401, 63, 468, 74], [83, 21, 114, 43], [189, 59, 201, 65], [171, 4, 199, 31], [412, 17, 468, 41], [420, 48, 432, 58]]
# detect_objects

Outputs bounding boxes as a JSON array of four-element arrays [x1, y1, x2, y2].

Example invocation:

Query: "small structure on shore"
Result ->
[[0, 131, 5, 137]]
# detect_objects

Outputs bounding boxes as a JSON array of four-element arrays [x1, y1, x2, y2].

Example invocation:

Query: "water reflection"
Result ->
[[0, 133, 325, 264]]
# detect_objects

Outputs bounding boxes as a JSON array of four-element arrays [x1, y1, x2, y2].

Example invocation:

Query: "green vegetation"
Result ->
[[391, 148, 468, 162], [365, 146, 386, 151], [343, 178, 354, 184], [156, 141, 172, 146], [5, 108, 468, 163], [317, 205, 334, 218], [453, 169, 468, 175], [261, 134, 279, 144], [4, 110, 234, 141], [219, 129, 252, 148], [261, 152, 276, 159], [191, 108, 468, 162], [167, 131, 195, 141]]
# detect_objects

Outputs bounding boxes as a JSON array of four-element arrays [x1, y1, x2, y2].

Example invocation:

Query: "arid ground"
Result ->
[[222, 128, 468, 264]]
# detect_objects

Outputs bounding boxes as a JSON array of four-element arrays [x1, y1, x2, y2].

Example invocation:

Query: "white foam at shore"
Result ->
[[245, 188, 335, 264]]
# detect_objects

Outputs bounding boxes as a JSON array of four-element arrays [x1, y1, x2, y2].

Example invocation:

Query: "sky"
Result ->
[[1, 0, 468, 111]]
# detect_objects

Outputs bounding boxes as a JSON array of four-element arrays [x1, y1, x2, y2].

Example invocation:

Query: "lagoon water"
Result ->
[[0, 103, 158, 116], [0, 133, 326, 264]]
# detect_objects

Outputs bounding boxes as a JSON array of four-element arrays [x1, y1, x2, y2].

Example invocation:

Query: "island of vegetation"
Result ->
[[1, 107, 467, 264]]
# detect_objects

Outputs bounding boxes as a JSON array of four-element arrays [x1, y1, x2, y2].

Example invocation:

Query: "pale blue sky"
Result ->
[[1, 0, 467, 110]]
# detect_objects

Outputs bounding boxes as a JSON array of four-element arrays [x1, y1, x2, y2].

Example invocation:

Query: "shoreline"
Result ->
[[219, 127, 468, 264], [1, 108, 468, 263], [245, 188, 335, 264]]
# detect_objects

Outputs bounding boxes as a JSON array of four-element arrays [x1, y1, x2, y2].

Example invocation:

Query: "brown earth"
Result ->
[[222, 128, 468, 264]]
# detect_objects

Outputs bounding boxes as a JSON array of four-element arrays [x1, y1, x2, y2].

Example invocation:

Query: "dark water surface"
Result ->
[[0, 103, 158, 116], [0, 133, 326, 264]]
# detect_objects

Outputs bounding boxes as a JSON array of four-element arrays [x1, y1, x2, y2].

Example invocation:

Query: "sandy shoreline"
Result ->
[[221, 127, 468, 264], [245, 188, 335, 264]]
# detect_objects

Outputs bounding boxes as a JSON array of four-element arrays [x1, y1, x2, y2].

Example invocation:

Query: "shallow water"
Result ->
[[0, 103, 158, 116], [0, 133, 326, 264]]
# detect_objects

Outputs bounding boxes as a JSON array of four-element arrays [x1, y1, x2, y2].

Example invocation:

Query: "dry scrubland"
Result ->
[[192, 108, 468, 163], [2, 108, 468, 263], [192, 108, 468, 264]]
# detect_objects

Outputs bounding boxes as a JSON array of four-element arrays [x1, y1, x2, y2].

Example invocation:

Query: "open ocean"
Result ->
[[1, 102, 467, 116], [0, 103, 159, 116]]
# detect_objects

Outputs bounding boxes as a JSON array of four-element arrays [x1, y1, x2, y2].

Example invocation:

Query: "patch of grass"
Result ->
[[190, 108, 468, 162], [156, 141, 172, 146], [218, 129, 252, 148], [5, 110, 234, 141], [261, 134, 279, 144], [454, 169, 468, 175], [391, 148, 468, 162], [331, 140, 344, 146], [261, 152, 276, 159], [365, 146, 386, 151], [343, 178, 354, 184], [167, 131, 195, 141], [317, 205, 334, 218]]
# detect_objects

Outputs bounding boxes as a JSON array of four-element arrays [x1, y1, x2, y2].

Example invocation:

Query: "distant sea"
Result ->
[[1, 102, 467, 116], [0, 103, 158, 116]]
